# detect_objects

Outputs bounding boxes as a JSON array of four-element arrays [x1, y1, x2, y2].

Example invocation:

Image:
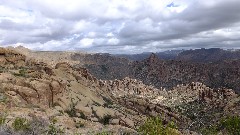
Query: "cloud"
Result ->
[[0, 0, 240, 53]]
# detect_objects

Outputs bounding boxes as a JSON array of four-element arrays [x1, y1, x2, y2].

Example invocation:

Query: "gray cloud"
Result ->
[[0, 0, 240, 53]]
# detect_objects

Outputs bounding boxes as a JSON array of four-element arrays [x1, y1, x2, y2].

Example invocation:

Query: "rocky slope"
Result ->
[[0, 47, 188, 134], [8, 46, 83, 67], [76, 52, 240, 94], [176, 48, 240, 62], [131, 53, 240, 93], [114, 50, 182, 61], [2, 46, 240, 134], [10, 47, 240, 94]]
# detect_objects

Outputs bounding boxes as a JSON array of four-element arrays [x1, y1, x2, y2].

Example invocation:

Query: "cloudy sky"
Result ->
[[0, 0, 240, 54]]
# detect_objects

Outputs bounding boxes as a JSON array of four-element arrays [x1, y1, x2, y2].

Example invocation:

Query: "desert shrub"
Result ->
[[0, 116, 6, 126], [13, 68, 27, 77], [96, 131, 112, 135], [102, 96, 113, 108], [0, 66, 5, 73], [75, 121, 85, 128], [99, 115, 112, 125], [65, 99, 77, 117], [12, 117, 30, 131], [200, 115, 240, 135], [220, 116, 240, 135], [79, 111, 87, 119], [138, 117, 179, 135], [93, 101, 101, 106], [200, 125, 218, 135], [0, 94, 7, 103], [46, 117, 64, 135]]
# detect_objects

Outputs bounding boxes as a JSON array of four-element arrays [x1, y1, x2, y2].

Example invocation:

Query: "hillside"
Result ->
[[0, 47, 188, 134], [74, 52, 240, 94], [2, 46, 240, 134], [113, 50, 182, 61], [177, 48, 240, 62]]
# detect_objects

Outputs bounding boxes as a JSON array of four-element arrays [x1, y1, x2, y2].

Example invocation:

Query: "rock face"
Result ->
[[0, 48, 155, 134], [70, 51, 240, 94], [1, 47, 239, 134], [0, 48, 64, 108], [10, 46, 240, 94], [72, 53, 131, 80], [131, 54, 240, 93], [0, 47, 26, 67]]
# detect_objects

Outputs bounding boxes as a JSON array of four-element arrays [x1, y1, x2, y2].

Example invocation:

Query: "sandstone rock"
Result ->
[[110, 119, 119, 125], [119, 117, 134, 128], [75, 104, 92, 118]]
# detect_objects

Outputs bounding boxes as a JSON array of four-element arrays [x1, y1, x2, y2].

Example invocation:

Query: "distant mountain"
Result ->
[[131, 53, 240, 93], [71, 53, 131, 80], [113, 50, 183, 61], [71, 52, 240, 94], [114, 48, 240, 62], [177, 48, 240, 62]]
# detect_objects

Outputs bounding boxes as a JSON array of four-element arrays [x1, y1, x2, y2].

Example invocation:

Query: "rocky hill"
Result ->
[[8, 46, 83, 67], [75, 52, 240, 94], [177, 48, 240, 62], [0, 47, 189, 134], [113, 50, 182, 61], [72, 53, 131, 80], [131, 53, 240, 93], [2, 46, 240, 134]]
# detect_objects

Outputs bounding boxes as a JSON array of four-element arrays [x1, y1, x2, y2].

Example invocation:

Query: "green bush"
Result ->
[[0, 116, 6, 126], [46, 117, 64, 135], [138, 117, 179, 135], [79, 111, 87, 119], [96, 131, 112, 135], [12, 117, 30, 131], [65, 99, 77, 117], [75, 121, 85, 128], [200, 125, 218, 135], [13, 69, 27, 77], [99, 115, 112, 125], [200, 115, 240, 135], [0, 94, 7, 103], [220, 116, 240, 135]]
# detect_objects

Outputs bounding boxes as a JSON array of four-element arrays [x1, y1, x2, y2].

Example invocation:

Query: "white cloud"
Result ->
[[79, 38, 94, 48], [0, 0, 240, 53], [107, 38, 119, 45], [106, 32, 114, 37]]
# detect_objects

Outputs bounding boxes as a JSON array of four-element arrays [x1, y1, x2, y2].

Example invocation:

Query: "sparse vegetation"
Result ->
[[200, 115, 240, 135], [96, 131, 112, 135], [102, 96, 113, 108], [220, 116, 240, 135], [200, 125, 218, 135], [75, 121, 85, 128], [0, 116, 6, 126], [0, 66, 5, 73], [79, 111, 87, 119], [138, 116, 179, 135], [46, 117, 64, 135], [99, 115, 112, 125], [12, 117, 30, 131], [13, 68, 28, 77], [93, 100, 101, 106], [65, 99, 77, 117], [0, 94, 7, 103]]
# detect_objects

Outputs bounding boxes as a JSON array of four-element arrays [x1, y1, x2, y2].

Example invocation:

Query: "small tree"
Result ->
[[220, 116, 240, 135], [138, 117, 179, 135]]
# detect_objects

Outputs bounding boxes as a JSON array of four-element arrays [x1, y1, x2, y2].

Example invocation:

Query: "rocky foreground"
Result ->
[[0, 47, 239, 134]]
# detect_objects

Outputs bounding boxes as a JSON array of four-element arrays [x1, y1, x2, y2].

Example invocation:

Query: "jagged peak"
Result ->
[[146, 53, 159, 63]]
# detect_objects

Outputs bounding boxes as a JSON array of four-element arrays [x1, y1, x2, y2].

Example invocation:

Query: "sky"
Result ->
[[0, 0, 240, 54]]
